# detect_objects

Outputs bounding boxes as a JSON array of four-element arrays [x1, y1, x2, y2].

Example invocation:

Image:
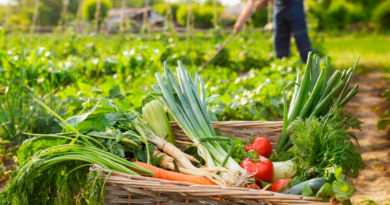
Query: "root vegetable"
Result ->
[[133, 161, 217, 186]]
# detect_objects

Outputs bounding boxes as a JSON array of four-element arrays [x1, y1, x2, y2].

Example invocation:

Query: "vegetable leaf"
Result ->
[[117, 97, 132, 112], [302, 184, 314, 197], [17, 137, 68, 164], [151, 155, 163, 166], [61, 98, 134, 133], [61, 98, 118, 132], [332, 168, 356, 201], [315, 183, 334, 202]]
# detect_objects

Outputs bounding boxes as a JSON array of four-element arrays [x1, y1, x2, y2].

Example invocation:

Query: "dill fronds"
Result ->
[[281, 104, 365, 181]]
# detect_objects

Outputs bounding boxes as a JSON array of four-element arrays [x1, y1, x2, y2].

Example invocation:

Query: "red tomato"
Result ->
[[245, 137, 272, 158], [271, 179, 292, 192], [241, 156, 274, 185]]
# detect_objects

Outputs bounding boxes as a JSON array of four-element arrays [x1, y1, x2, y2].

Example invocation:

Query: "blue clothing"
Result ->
[[273, 0, 312, 62]]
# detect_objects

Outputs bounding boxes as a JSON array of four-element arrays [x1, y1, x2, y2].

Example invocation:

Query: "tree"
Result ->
[[83, 0, 112, 24]]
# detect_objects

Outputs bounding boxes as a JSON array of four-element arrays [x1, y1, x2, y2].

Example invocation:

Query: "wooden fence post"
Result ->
[[120, 0, 126, 33], [60, 0, 69, 32], [213, 0, 218, 29], [95, 0, 102, 33], [186, 0, 192, 40], [76, 0, 84, 33], [30, 0, 40, 33]]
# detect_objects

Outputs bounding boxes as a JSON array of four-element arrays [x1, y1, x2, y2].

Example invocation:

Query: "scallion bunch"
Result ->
[[275, 52, 360, 155]]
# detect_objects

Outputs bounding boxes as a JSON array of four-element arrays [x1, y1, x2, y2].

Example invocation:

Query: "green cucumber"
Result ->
[[282, 178, 327, 195]]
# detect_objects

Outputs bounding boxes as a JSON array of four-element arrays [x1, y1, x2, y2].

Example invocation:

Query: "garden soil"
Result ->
[[346, 71, 390, 204]]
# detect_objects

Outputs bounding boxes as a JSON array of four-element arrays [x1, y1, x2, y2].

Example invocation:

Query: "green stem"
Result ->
[[199, 136, 234, 168], [33, 98, 107, 150]]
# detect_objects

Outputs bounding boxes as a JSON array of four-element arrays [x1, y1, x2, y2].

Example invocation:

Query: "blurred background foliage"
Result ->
[[0, 0, 389, 31]]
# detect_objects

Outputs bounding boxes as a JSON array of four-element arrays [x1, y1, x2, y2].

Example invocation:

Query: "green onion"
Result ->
[[274, 54, 360, 155]]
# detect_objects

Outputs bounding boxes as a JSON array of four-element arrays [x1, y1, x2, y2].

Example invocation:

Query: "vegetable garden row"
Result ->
[[0, 31, 367, 204]]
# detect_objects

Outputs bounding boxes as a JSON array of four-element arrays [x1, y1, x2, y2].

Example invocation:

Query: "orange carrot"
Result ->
[[133, 161, 217, 186], [133, 161, 158, 172], [152, 168, 216, 186]]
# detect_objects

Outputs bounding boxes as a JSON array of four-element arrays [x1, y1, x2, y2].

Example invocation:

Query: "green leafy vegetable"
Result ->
[[61, 98, 134, 132], [280, 104, 365, 180], [302, 184, 314, 197], [315, 183, 334, 202], [332, 167, 356, 201], [275, 54, 360, 154]]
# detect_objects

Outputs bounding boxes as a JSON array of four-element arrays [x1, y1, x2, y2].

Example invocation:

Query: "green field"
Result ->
[[1, 31, 386, 144], [323, 34, 390, 71]]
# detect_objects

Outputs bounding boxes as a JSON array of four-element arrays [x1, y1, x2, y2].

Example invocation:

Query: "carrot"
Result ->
[[152, 168, 216, 186], [133, 161, 217, 186], [133, 161, 158, 172]]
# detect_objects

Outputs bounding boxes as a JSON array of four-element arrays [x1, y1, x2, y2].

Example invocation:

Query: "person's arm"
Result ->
[[233, 0, 268, 34]]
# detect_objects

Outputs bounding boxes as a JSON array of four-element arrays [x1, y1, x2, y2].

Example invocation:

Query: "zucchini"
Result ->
[[143, 100, 177, 146], [282, 178, 327, 195]]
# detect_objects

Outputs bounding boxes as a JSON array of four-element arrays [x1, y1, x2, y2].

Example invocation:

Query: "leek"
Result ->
[[151, 61, 247, 185]]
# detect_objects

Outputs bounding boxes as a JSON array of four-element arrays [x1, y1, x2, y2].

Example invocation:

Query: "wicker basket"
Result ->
[[99, 121, 339, 205]]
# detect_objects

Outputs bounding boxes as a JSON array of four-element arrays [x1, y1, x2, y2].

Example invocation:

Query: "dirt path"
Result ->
[[345, 71, 390, 204]]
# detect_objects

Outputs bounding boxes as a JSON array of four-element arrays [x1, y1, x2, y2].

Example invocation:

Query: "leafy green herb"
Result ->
[[280, 104, 365, 180]]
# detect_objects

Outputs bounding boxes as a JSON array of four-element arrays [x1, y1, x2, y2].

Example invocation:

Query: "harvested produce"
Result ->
[[0, 52, 365, 204], [281, 106, 365, 180], [271, 179, 292, 192], [241, 156, 274, 184], [134, 161, 217, 185], [0, 144, 153, 204], [271, 160, 296, 182], [152, 61, 247, 185], [245, 137, 272, 158], [143, 100, 177, 146], [275, 52, 360, 154], [282, 178, 328, 195]]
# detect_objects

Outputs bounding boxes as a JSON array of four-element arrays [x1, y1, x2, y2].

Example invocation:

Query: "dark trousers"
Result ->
[[273, 0, 312, 63]]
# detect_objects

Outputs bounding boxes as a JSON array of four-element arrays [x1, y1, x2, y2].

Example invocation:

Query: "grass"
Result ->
[[323, 34, 390, 72]]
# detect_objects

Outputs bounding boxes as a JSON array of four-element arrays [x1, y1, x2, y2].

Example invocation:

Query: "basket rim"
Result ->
[[93, 165, 338, 205]]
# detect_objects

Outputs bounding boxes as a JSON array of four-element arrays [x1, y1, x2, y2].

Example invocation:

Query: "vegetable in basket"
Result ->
[[245, 137, 272, 158], [278, 105, 364, 202], [275, 52, 360, 155], [133, 161, 217, 185], [0, 99, 156, 205], [271, 179, 292, 192], [271, 160, 296, 182], [270, 53, 364, 202], [241, 156, 274, 184], [143, 99, 177, 146], [151, 61, 248, 186]]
